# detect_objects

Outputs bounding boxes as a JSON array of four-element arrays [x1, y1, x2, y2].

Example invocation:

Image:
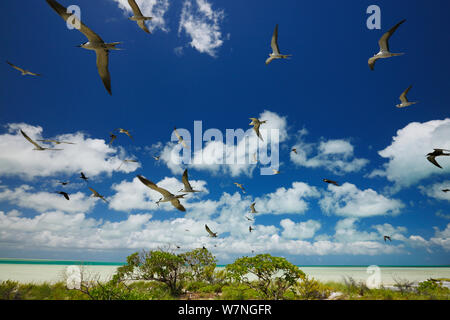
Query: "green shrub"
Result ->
[[293, 275, 331, 300]]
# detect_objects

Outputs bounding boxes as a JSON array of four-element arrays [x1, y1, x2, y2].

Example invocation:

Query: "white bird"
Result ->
[[46, 0, 121, 95], [20, 130, 62, 151], [266, 24, 292, 65], [6, 61, 41, 76], [396, 85, 418, 108], [174, 127, 188, 148], [179, 169, 201, 193], [137, 175, 186, 211], [368, 19, 406, 70], [249, 118, 266, 141], [127, 0, 153, 34], [88, 187, 108, 203]]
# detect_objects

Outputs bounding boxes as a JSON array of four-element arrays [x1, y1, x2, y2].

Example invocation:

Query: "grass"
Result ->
[[1, 278, 448, 300]]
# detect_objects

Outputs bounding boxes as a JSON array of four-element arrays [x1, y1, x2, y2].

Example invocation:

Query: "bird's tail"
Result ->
[[107, 42, 123, 50], [392, 53, 405, 57], [282, 54, 292, 59]]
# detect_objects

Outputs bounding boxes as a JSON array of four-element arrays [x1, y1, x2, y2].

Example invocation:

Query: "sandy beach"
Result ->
[[1, 263, 449, 286]]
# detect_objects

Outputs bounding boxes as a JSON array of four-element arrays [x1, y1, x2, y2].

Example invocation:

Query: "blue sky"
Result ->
[[0, 0, 449, 265]]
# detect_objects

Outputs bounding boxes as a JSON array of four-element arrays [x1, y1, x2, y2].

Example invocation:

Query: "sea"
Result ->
[[1, 258, 449, 287]]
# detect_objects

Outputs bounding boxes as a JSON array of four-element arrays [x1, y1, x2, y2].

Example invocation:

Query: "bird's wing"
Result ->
[[27, 71, 41, 76], [271, 24, 280, 55], [253, 123, 264, 141], [137, 20, 151, 34], [399, 85, 412, 103], [368, 56, 378, 70], [63, 193, 70, 200], [137, 175, 173, 197], [89, 187, 100, 197], [95, 49, 112, 95], [205, 224, 215, 236], [171, 198, 186, 212], [128, 0, 145, 17], [6, 61, 25, 73], [427, 155, 442, 169], [265, 56, 275, 65], [46, 0, 104, 43], [378, 19, 406, 52], [20, 130, 43, 149], [181, 169, 193, 191]]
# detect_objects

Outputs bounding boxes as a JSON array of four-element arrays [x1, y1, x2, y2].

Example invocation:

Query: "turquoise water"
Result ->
[[0, 259, 448, 268]]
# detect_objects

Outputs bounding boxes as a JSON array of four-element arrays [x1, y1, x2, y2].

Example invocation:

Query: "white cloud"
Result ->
[[280, 219, 321, 240], [290, 129, 369, 175], [0, 123, 140, 180], [0, 185, 97, 214], [178, 0, 225, 57], [369, 119, 450, 190], [319, 183, 404, 218], [111, 0, 170, 32], [419, 180, 450, 202], [430, 224, 450, 251]]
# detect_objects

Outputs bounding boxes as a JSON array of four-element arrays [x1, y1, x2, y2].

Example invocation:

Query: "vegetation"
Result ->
[[1, 249, 449, 300]]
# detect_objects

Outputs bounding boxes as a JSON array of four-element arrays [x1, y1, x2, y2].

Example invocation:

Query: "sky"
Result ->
[[0, 0, 449, 265]]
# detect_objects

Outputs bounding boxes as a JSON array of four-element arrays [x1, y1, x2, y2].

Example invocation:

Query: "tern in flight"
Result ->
[[205, 224, 218, 238], [109, 133, 117, 145], [292, 148, 297, 154], [89, 187, 108, 203], [137, 175, 186, 211], [174, 127, 188, 148], [396, 85, 418, 108], [20, 130, 62, 151], [234, 182, 246, 193], [80, 172, 89, 182], [58, 181, 69, 186], [127, 0, 152, 34], [245, 215, 254, 222], [249, 226, 254, 233], [427, 149, 450, 169], [442, 189, 450, 193], [179, 169, 201, 193], [368, 19, 406, 70], [56, 191, 70, 200], [7, 61, 41, 76], [384, 236, 392, 242], [323, 179, 340, 186], [250, 202, 258, 214], [249, 118, 266, 141], [116, 128, 133, 140], [153, 155, 160, 161], [46, 0, 121, 95], [265, 24, 292, 65], [37, 139, 75, 145]]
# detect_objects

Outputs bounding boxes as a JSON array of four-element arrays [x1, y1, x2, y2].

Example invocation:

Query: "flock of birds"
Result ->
[[8, 1, 450, 249]]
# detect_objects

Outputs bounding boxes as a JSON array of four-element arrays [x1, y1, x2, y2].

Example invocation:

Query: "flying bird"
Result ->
[[442, 189, 450, 193], [396, 85, 418, 108], [250, 202, 258, 214], [58, 181, 69, 186], [323, 179, 340, 186], [245, 215, 254, 222], [109, 133, 117, 145], [80, 172, 89, 182], [20, 130, 62, 151], [234, 182, 246, 193], [292, 148, 297, 154], [179, 169, 201, 193], [153, 155, 160, 161], [249, 226, 254, 233], [6, 61, 41, 76], [174, 127, 188, 148], [249, 118, 266, 141], [384, 236, 392, 242], [116, 128, 133, 140], [127, 0, 152, 34], [205, 224, 218, 238], [46, 0, 121, 95], [265, 24, 292, 65], [56, 191, 70, 200], [368, 19, 406, 70], [37, 139, 75, 145], [272, 169, 280, 175], [89, 187, 108, 203], [137, 175, 186, 211], [427, 149, 450, 169]]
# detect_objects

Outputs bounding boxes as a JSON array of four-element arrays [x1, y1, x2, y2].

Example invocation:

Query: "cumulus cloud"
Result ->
[[290, 129, 369, 175], [430, 223, 450, 251], [111, 0, 170, 32], [280, 219, 321, 240], [369, 119, 450, 190], [0, 123, 140, 180], [178, 0, 225, 57], [319, 183, 404, 218], [419, 180, 450, 202]]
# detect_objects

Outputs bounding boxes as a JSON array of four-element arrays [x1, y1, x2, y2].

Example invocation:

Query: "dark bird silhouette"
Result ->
[[56, 191, 70, 200], [427, 149, 450, 169], [292, 148, 297, 154], [384, 236, 392, 242], [59, 181, 69, 186], [442, 189, 450, 193], [109, 133, 117, 145], [323, 179, 340, 186], [205, 224, 218, 238], [80, 172, 89, 182], [249, 226, 254, 233]]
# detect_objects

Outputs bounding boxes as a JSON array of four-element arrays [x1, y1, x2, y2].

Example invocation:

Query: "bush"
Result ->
[[293, 275, 331, 300], [226, 254, 305, 300], [417, 280, 450, 299]]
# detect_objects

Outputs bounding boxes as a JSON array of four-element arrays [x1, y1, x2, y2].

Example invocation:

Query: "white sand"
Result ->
[[1, 264, 449, 286]]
